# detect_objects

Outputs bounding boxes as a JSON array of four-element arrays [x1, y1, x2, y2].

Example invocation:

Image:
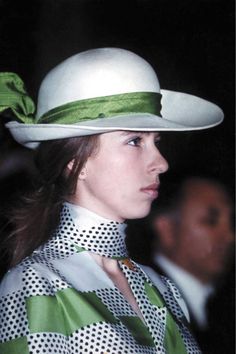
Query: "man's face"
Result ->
[[169, 181, 234, 283]]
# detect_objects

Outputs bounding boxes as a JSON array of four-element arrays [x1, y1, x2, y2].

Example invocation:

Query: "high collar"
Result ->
[[60, 202, 128, 259]]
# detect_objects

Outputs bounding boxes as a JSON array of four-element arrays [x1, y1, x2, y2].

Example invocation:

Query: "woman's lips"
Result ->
[[140, 183, 159, 199]]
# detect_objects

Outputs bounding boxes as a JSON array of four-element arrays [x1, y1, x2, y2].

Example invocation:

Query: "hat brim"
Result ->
[[6, 89, 223, 149]]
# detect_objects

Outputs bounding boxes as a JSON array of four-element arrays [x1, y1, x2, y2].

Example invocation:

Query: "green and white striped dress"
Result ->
[[0, 203, 201, 354]]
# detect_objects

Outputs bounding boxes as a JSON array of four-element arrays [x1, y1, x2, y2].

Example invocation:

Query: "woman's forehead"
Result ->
[[101, 131, 161, 138], [121, 131, 160, 136]]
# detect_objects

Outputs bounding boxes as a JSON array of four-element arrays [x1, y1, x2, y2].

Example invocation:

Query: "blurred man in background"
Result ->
[[148, 177, 234, 329], [127, 175, 235, 353]]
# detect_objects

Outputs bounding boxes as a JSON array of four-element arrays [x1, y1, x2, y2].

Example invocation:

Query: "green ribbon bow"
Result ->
[[0, 72, 162, 125], [0, 72, 36, 124]]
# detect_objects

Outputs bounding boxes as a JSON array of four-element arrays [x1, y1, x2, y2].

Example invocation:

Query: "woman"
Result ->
[[0, 48, 223, 353]]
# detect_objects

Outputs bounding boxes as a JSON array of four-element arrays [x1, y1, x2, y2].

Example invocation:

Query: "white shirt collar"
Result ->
[[154, 254, 214, 328]]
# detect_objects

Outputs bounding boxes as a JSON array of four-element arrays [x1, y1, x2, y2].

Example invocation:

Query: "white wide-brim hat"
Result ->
[[3, 48, 223, 148]]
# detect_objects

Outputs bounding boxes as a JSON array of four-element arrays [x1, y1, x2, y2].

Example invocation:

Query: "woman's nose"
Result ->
[[157, 151, 169, 174], [150, 149, 169, 174]]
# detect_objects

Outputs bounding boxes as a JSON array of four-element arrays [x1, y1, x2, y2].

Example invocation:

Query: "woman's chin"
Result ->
[[125, 207, 151, 220]]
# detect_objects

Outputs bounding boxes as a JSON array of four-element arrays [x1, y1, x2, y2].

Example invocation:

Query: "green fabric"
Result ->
[[144, 281, 165, 307], [26, 294, 66, 334], [111, 255, 128, 260], [74, 244, 86, 253], [38, 92, 162, 124], [144, 282, 187, 354], [0, 72, 162, 125], [26, 287, 118, 335], [0, 336, 29, 354], [164, 313, 188, 354], [119, 316, 155, 347], [0, 72, 35, 124], [73, 245, 128, 261]]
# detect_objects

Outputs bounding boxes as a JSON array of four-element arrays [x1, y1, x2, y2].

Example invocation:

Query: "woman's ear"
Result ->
[[67, 159, 75, 171], [67, 159, 87, 180]]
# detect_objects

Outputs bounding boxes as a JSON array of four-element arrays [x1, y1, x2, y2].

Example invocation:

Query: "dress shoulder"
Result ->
[[0, 255, 70, 354]]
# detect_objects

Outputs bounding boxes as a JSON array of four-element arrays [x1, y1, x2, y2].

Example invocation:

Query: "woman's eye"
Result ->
[[127, 137, 142, 146], [154, 139, 161, 148]]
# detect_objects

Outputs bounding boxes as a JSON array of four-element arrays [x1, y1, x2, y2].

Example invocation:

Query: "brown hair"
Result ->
[[2, 135, 99, 269]]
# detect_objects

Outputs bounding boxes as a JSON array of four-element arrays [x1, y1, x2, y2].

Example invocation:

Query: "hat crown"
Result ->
[[36, 48, 160, 117]]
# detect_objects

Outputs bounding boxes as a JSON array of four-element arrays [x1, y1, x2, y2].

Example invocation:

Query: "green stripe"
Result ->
[[38, 92, 162, 124], [164, 314, 188, 354], [111, 255, 127, 260], [73, 244, 126, 259], [119, 316, 155, 347], [144, 281, 187, 354], [26, 294, 65, 334], [0, 337, 29, 354], [144, 281, 165, 307], [26, 288, 118, 335], [73, 244, 86, 253]]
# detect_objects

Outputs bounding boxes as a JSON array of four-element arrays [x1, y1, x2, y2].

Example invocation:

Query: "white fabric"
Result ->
[[154, 254, 214, 328], [65, 202, 126, 232], [52, 252, 116, 292], [139, 264, 190, 323]]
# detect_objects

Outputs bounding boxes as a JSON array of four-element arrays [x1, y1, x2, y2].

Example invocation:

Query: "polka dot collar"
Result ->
[[61, 202, 128, 259]]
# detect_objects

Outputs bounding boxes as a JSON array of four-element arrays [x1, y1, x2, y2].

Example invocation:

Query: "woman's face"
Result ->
[[74, 131, 168, 221]]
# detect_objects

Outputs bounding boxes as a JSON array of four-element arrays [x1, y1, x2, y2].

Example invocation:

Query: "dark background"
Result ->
[[0, 0, 235, 353]]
